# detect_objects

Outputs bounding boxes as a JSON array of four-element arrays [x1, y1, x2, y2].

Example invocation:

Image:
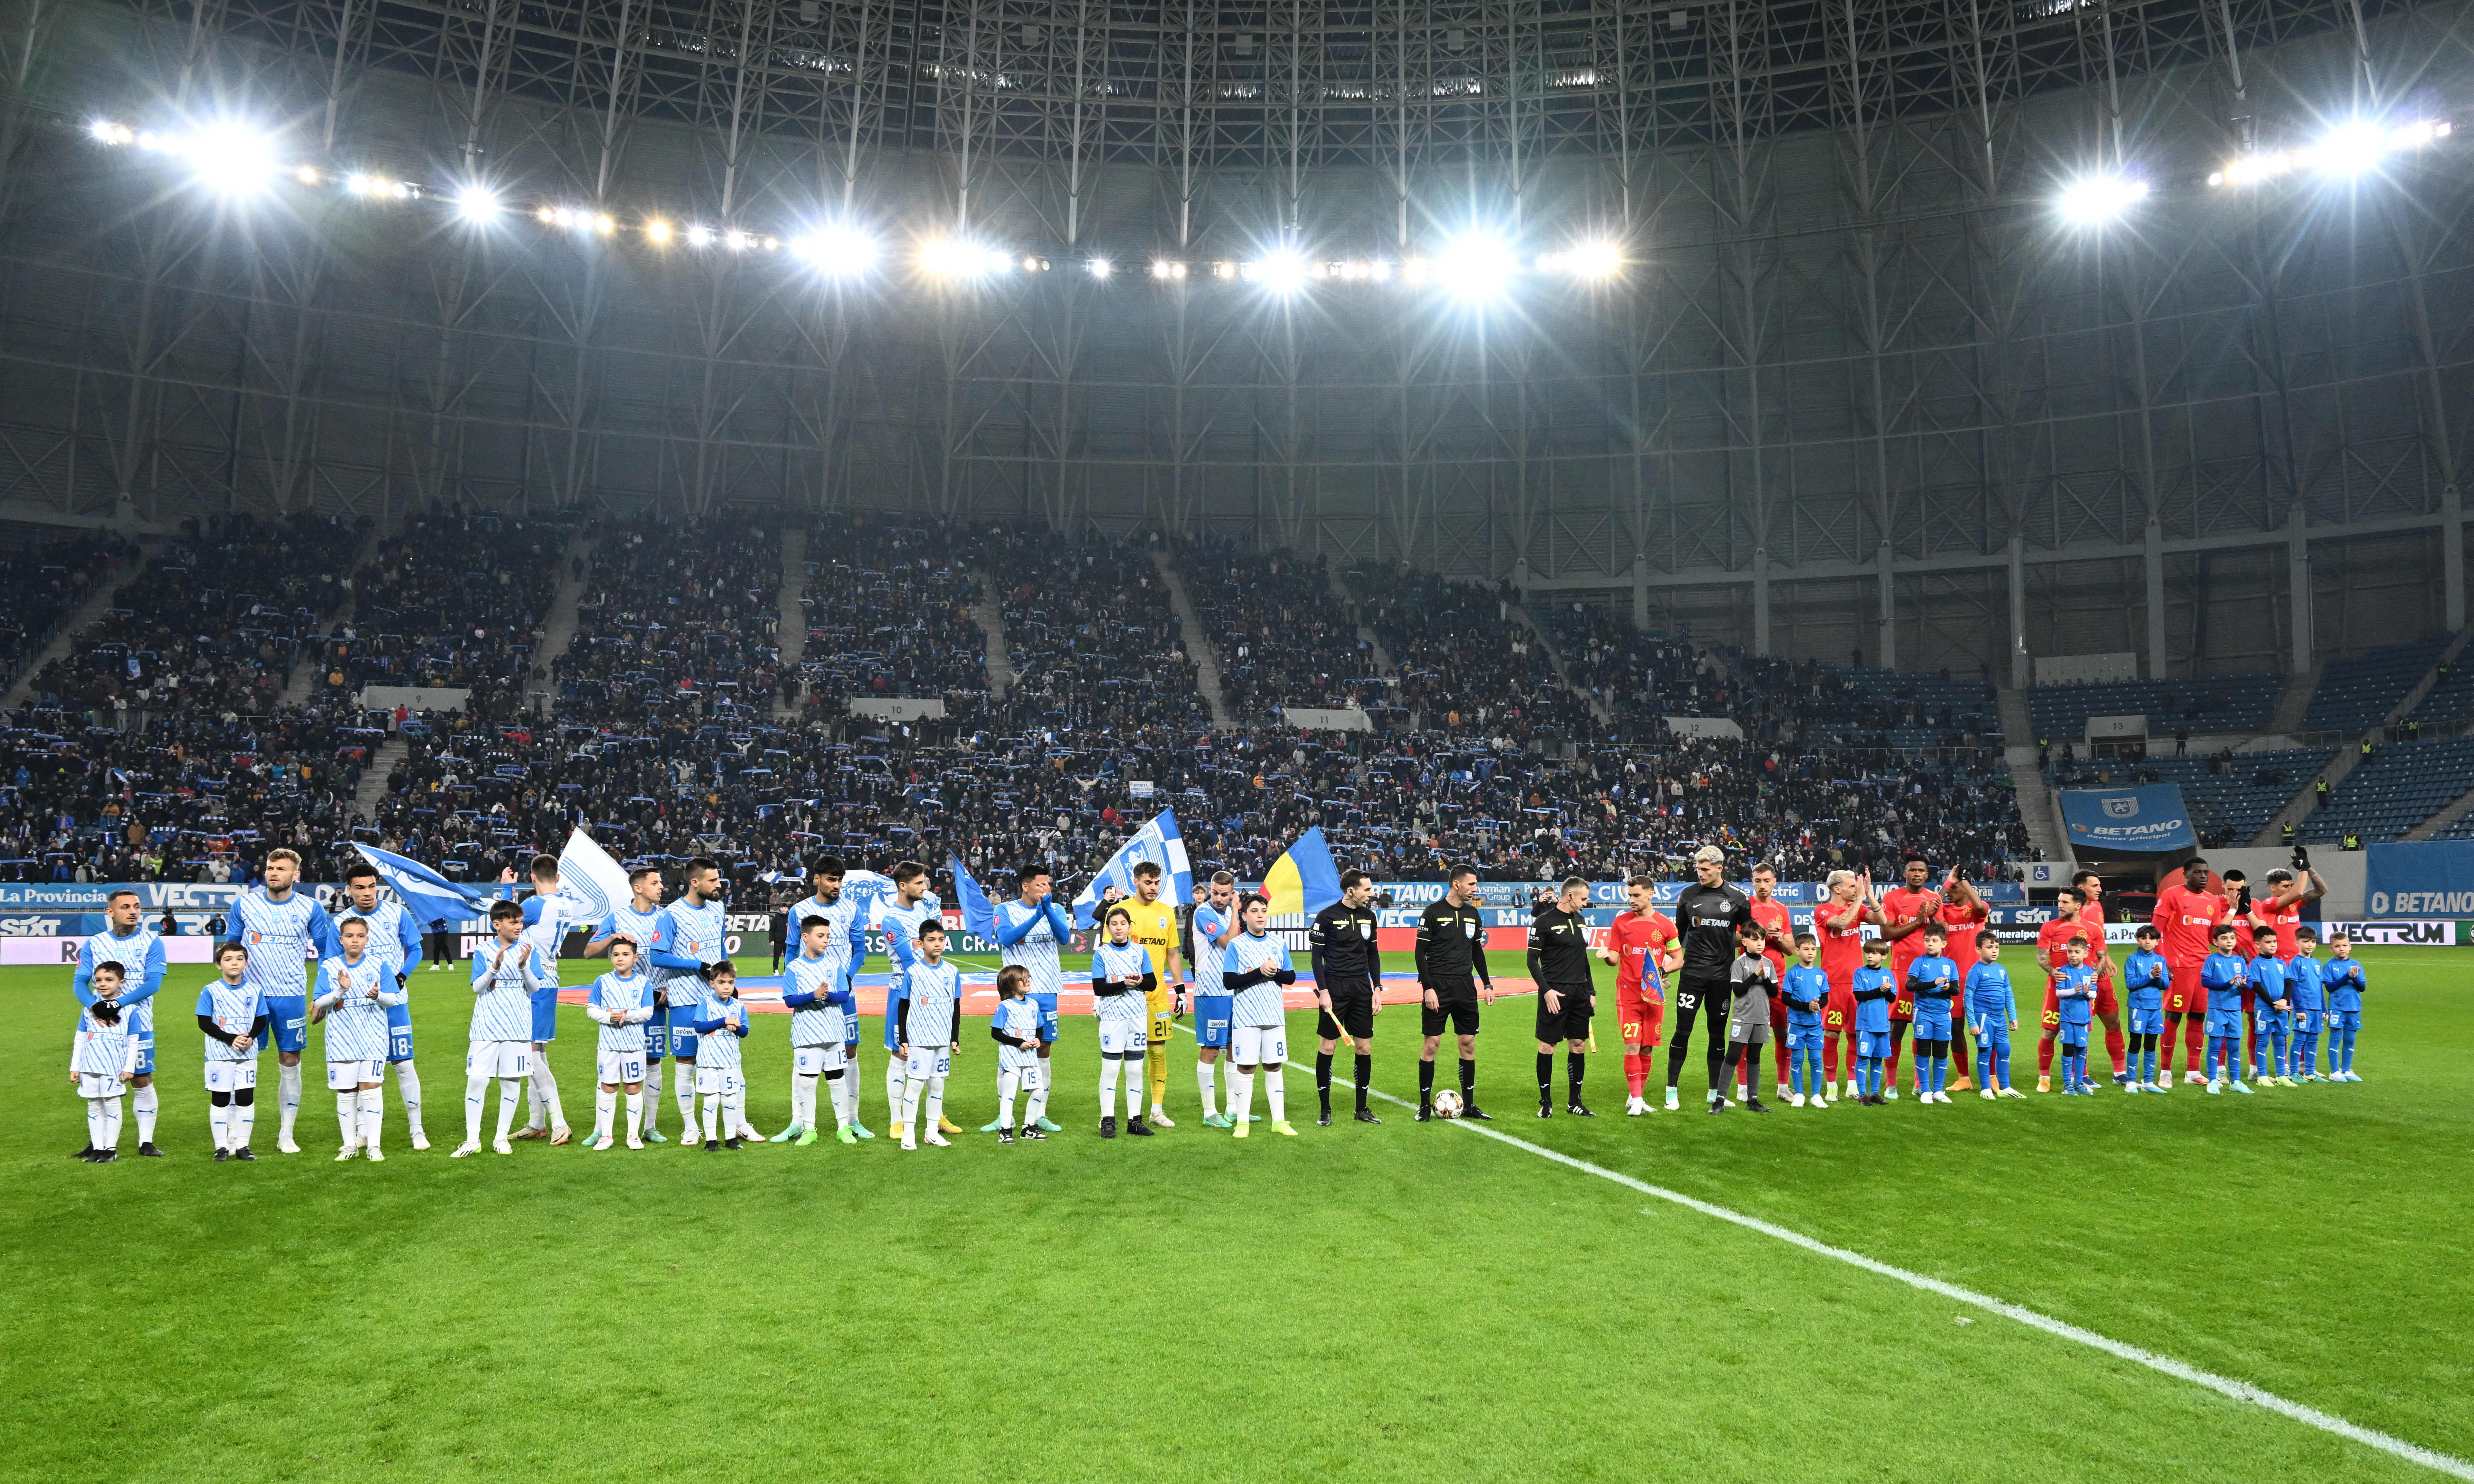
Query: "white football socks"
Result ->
[[886, 1057, 908, 1125], [595, 1086, 617, 1143], [923, 1075, 946, 1133], [624, 1090, 643, 1141], [133, 1083, 157, 1146], [1197, 1061, 1219, 1119], [394, 1061, 424, 1139], [464, 1073, 492, 1144], [495, 1078, 522, 1142], [1023, 1066, 1049, 1127], [674, 1065, 698, 1133], [1264, 1068, 1285, 1124], [358, 1089, 383, 1154], [1230, 1069, 1255, 1126], [335, 1091, 359, 1148], [998, 1069, 1020, 1128], [209, 1100, 230, 1150], [278, 1061, 303, 1143], [1099, 1056, 1121, 1115], [641, 1063, 663, 1134], [232, 1094, 256, 1149], [702, 1092, 723, 1142], [793, 1071, 819, 1130], [1123, 1063, 1144, 1122]]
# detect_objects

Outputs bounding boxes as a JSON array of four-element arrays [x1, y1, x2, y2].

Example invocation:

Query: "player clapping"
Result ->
[[456, 900, 543, 1157], [310, 916, 403, 1160], [584, 938, 656, 1150]]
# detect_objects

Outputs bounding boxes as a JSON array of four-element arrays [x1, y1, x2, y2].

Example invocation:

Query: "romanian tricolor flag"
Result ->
[[1261, 826, 1344, 919]]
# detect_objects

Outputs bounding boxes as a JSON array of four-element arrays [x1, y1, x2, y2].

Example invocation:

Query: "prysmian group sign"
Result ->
[[2318, 920, 2458, 947]]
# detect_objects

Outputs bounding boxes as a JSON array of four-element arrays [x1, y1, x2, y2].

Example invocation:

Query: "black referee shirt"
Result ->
[[1674, 882, 1753, 979], [1415, 899, 1491, 987], [1527, 903, 1594, 996], [1310, 902, 1381, 997]]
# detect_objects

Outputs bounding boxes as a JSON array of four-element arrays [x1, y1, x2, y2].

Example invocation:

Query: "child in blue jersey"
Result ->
[[584, 937, 656, 1149], [2120, 925, 2171, 1094], [457, 899, 544, 1157], [341, 863, 429, 1150], [2052, 939, 2098, 1095], [895, 921, 961, 1151], [780, 917, 860, 1146], [1187, 873, 1240, 1128], [197, 943, 266, 1159], [2285, 927, 2328, 1080], [780, 855, 871, 1141], [589, 864, 672, 1141], [872, 862, 943, 1142], [650, 856, 734, 1141], [1091, 904, 1159, 1138], [2249, 948, 2293, 1086], [75, 889, 168, 1156], [690, 963, 753, 1150], [2322, 931, 2366, 1081], [1849, 939, 1896, 1105], [310, 916, 403, 1161], [1780, 933, 1831, 1108], [1903, 925, 1961, 1104], [985, 863, 1073, 1135], [1964, 932, 2022, 1099], [2199, 924, 2253, 1094], [69, 963, 140, 1162], [231, 848, 341, 1155], [989, 965, 1048, 1143]]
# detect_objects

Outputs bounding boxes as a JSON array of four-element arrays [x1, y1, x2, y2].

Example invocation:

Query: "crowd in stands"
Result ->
[[0, 529, 138, 689], [1174, 538, 1384, 725], [0, 506, 2052, 891]]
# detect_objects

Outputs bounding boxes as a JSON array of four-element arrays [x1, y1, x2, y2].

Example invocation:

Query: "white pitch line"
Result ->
[[1218, 1027, 2471, 1480]]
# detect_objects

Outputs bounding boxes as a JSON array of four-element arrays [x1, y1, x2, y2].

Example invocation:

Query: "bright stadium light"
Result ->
[[452, 184, 501, 224], [685, 224, 715, 248], [2056, 171, 2147, 225], [793, 222, 880, 277], [644, 217, 675, 246], [1247, 246, 1310, 294], [175, 122, 283, 199], [1563, 237, 1625, 279], [1431, 231, 1520, 300], [88, 119, 136, 146]]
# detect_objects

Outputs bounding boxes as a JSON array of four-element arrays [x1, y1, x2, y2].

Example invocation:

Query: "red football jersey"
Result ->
[[1608, 909, 1677, 996], [2076, 898, 2116, 979], [1880, 886, 1942, 975], [2152, 884, 2227, 965], [1938, 892, 1991, 971], [2035, 915, 2094, 976], [1748, 896, 1793, 982], [1816, 899, 1870, 990], [2253, 898, 2302, 959]]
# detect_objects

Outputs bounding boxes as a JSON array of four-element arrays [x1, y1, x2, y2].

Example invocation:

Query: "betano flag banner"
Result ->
[[2057, 784, 2196, 854], [355, 844, 495, 925], [556, 827, 634, 927], [2365, 840, 2474, 917], [1262, 826, 1343, 919], [1072, 809, 1193, 927], [948, 852, 999, 941]]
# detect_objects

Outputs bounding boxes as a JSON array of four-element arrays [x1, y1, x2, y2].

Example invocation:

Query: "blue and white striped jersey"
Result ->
[[598, 902, 664, 969], [1091, 940, 1153, 1029], [589, 970, 652, 1054], [520, 893, 572, 989], [650, 898, 730, 996], [316, 953, 399, 1063], [338, 898, 423, 975], [230, 886, 338, 1001], [903, 959, 960, 1047], [788, 892, 860, 987], [195, 978, 264, 1061], [469, 940, 540, 1042], [78, 926, 167, 1035], [993, 994, 1042, 1069], [996, 898, 1071, 999], [692, 993, 749, 1070], [878, 893, 944, 1001], [71, 1001, 139, 1077], [1189, 902, 1233, 996], [1227, 931, 1294, 1027], [785, 951, 846, 1046]]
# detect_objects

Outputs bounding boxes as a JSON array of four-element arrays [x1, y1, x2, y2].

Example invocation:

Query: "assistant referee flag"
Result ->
[[1263, 826, 1343, 919]]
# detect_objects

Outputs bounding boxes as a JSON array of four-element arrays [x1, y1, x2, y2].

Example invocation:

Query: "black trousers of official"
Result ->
[[1666, 974, 1729, 1094]]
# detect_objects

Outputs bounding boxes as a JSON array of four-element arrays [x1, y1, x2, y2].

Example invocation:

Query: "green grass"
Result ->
[[3, 946, 2469, 1482]]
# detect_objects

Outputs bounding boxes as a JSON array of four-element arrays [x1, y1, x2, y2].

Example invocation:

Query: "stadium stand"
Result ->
[[2025, 675, 2281, 743], [796, 514, 988, 720], [557, 516, 781, 728], [2406, 653, 2474, 727], [2298, 634, 2450, 735], [1174, 537, 1384, 725], [2297, 736, 2474, 844], [1361, 568, 1593, 741], [0, 530, 136, 690]]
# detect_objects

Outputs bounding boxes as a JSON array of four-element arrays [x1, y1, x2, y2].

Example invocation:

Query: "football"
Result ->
[[1431, 1088, 1464, 1120]]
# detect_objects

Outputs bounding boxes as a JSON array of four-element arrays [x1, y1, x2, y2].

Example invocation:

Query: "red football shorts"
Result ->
[[1617, 986, 1665, 1048], [1823, 989, 1857, 1035], [2163, 961, 2205, 1018]]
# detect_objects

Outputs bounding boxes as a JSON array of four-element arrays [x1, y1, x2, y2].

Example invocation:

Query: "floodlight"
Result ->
[[1431, 232, 1519, 299], [1561, 237, 1624, 279], [594, 213, 617, 236], [920, 236, 1008, 279], [1088, 257, 1113, 278], [1249, 247, 1310, 294], [455, 185, 501, 224], [294, 165, 322, 186], [2056, 171, 2147, 225], [685, 224, 715, 248], [794, 223, 880, 276], [644, 217, 675, 246], [88, 120, 135, 146], [178, 122, 282, 199]]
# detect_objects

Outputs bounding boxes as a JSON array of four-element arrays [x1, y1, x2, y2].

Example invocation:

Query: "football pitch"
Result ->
[[5, 946, 2469, 1482]]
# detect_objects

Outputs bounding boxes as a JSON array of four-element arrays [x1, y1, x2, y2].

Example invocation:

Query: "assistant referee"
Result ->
[[1528, 875, 1596, 1118], [1415, 865, 1495, 1121], [1310, 869, 1383, 1126], [1670, 845, 1752, 1111]]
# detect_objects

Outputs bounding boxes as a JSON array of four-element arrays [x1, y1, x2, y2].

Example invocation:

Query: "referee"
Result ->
[[1310, 869, 1384, 1126], [1415, 865, 1495, 1121], [1528, 875, 1596, 1118], [1670, 845, 1752, 1111]]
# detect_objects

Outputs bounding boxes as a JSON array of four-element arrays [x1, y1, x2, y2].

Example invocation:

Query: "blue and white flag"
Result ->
[[1072, 809, 1193, 928], [948, 853, 998, 941], [839, 869, 900, 930], [555, 828, 633, 927], [355, 844, 494, 927]]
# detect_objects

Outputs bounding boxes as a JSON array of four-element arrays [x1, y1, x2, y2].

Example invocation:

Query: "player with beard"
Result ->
[[1669, 846, 1753, 1112]]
